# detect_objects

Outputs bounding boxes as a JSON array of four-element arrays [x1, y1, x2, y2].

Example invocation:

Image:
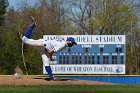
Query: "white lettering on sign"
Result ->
[[43, 65, 125, 74], [43, 35, 125, 44]]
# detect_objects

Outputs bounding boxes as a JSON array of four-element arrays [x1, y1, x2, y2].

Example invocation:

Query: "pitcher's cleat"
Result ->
[[44, 77, 61, 81], [51, 77, 61, 81], [30, 16, 37, 27], [31, 21, 37, 28]]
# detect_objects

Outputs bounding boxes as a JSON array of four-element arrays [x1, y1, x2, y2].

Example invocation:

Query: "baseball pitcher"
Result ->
[[20, 17, 77, 80]]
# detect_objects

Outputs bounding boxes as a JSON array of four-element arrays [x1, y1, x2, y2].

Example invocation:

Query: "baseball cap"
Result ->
[[67, 37, 77, 45]]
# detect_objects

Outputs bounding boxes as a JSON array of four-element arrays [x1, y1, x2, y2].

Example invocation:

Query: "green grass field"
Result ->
[[0, 85, 140, 93]]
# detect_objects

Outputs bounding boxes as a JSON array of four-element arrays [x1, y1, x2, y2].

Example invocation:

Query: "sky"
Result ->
[[8, 0, 39, 10]]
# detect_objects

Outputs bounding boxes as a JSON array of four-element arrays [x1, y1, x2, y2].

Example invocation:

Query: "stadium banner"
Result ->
[[43, 65, 125, 74]]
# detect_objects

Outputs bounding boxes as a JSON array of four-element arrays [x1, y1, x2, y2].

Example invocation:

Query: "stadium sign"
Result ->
[[43, 35, 126, 74]]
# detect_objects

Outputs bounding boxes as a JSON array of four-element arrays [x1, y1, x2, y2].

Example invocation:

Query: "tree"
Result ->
[[38, 0, 67, 35], [0, 0, 8, 26], [65, 0, 138, 35]]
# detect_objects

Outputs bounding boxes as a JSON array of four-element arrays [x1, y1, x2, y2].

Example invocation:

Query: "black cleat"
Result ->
[[31, 22, 37, 28]]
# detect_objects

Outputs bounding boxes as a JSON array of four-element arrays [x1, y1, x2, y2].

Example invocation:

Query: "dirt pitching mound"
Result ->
[[0, 76, 115, 85]]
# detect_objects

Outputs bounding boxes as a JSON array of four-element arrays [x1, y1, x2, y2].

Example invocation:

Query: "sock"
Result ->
[[25, 26, 35, 38], [45, 66, 53, 79]]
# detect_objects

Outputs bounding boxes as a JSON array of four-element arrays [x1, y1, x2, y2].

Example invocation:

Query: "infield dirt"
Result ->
[[0, 76, 115, 85]]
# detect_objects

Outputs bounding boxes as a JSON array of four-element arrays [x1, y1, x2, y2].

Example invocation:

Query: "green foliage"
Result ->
[[0, 7, 43, 75]]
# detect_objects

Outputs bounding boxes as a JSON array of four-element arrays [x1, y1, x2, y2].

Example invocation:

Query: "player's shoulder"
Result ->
[[53, 38, 65, 42]]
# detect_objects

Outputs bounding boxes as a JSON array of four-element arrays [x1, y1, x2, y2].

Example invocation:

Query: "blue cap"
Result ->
[[67, 37, 77, 45]]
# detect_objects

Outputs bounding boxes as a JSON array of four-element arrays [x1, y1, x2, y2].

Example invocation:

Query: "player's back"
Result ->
[[44, 39, 66, 52]]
